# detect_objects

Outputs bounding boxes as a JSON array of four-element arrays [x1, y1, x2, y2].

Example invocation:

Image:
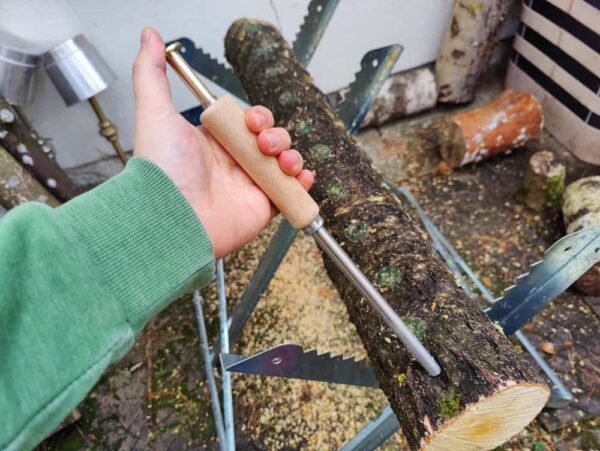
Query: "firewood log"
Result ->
[[361, 66, 437, 128], [225, 19, 549, 450], [0, 98, 81, 202], [435, 90, 543, 168], [562, 176, 600, 296], [436, 0, 514, 103], [0, 144, 59, 209], [519, 151, 565, 211]]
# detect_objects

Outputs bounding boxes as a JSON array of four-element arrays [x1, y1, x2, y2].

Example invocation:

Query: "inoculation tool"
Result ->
[[165, 42, 441, 377]]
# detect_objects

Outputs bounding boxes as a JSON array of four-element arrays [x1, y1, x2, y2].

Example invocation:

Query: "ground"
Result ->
[[41, 73, 600, 450]]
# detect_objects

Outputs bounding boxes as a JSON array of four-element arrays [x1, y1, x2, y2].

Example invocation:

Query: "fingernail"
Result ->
[[255, 111, 266, 129], [266, 131, 280, 150], [141, 28, 152, 46]]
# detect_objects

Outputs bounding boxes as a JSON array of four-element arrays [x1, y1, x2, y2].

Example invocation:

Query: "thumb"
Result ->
[[132, 27, 174, 114]]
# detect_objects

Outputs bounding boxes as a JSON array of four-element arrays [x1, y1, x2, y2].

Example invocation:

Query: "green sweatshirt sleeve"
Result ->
[[0, 157, 215, 450]]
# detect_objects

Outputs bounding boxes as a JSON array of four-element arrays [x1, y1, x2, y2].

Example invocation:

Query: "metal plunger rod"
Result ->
[[166, 42, 216, 106], [88, 96, 128, 164], [165, 43, 441, 377]]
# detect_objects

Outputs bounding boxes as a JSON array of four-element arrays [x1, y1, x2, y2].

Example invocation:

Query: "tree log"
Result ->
[[225, 19, 549, 450], [519, 151, 565, 211], [562, 176, 600, 296], [0, 98, 81, 202], [435, 0, 513, 103], [435, 90, 542, 168], [360, 66, 437, 128], [0, 144, 59, 209]]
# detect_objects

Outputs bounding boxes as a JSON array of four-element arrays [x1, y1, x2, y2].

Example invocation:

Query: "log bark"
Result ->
[[562, 176, 600, 296], [435, 0, 513, 103], [435, 90, 542, 168], [519, 151, 565, 211], [0, 98, 81, 202], [360, 66, 437, 128], [225, 19, 549, 450], [0, 144, 60, 209]]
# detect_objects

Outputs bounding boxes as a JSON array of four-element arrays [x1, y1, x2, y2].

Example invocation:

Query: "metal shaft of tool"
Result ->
[[166, 43, 441, 377], [166, 42, 216, 106], [306, 217, 441, 376]]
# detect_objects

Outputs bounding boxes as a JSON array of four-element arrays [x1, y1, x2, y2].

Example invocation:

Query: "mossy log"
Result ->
[[435, 0, 513, 103], [562, 176, 600, 296], [0, 144, 59, 209], [435, 90, 543, 168], [519, 151, 565, 211], [0, 98, 81, 202], [225, 19, 549, 450]]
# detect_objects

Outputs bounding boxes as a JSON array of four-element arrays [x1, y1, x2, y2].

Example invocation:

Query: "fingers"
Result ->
[[257, 127, 291, 156], [245, 106, 274, 133], [132, 27, 174, 114], [296, 169, 314, 191], [278, 149, 304, 176], [279, 149, 315, 190]]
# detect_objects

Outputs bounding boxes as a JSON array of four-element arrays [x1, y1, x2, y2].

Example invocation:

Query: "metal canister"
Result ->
[[41, 34, 115, 106], [0, 45, 39, 105]]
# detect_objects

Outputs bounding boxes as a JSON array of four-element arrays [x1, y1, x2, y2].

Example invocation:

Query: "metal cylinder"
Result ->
[[0, 45, 39, 105], [41, 34, 115, 106]]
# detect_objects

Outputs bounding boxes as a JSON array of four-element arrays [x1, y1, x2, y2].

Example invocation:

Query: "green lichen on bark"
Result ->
[[295, 119, 313, 136], [324, 178, 345, 199], [396, 373, 407, 386], [545, 174, 565, 207], [225, 19, 548, 449], [375, 266, 403, 289], [403, 316, 428, 340], [310, 143, 331, 161], [344, 221, 369, 243], [438, 392, 462, 419]]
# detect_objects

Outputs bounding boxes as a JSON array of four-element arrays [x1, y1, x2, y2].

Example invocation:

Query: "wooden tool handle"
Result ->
[[200, 95, 319, 229]]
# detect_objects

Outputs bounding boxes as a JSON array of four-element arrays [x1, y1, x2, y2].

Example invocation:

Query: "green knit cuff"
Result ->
[[56, 157, 215, 333]]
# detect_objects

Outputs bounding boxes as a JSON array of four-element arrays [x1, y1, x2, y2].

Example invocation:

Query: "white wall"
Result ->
[[0, 0, 459, 168]]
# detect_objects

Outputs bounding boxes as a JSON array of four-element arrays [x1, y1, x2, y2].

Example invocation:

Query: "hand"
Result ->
[[132, 28, 314, 258]]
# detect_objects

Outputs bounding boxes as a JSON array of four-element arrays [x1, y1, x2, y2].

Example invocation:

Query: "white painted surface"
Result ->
[[0, 0, 494, 167]]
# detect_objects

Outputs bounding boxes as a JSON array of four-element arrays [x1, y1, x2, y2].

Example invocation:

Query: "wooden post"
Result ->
[[434, 90, 543, 168], [519, 151, 565, 211], [225, 19, 549, 450], [562, 176, 600, 296], [435, 0, 514, 103], [0, 145, 59, 209], [0, 98, 81, 202]]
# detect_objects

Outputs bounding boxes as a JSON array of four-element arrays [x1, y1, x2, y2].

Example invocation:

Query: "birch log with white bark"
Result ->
[[436, 0, 514, 103], [563, 176, 600, 295]]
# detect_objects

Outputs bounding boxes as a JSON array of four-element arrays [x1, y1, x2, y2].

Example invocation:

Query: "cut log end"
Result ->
[[436, 90, 543, 168], [424, 383, 550, 451]]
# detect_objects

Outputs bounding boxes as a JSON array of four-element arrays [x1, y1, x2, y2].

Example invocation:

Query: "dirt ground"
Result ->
[[41, 72, 600, 450]]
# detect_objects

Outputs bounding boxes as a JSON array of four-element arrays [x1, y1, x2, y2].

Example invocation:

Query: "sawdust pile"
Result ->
[[222, 220, 406, 449]]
